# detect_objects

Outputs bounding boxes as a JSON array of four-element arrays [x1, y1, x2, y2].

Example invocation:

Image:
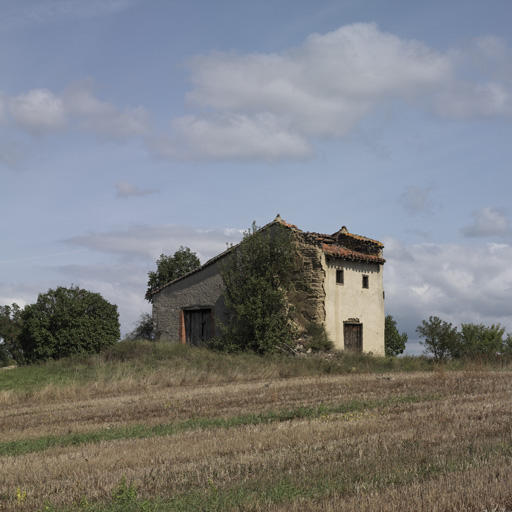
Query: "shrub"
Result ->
[[385, 315, 408, 356], [0, 303, 24, 364], [303, 322, 334, 352], [416, 316, 459, 361], [219, 222, 297, 354], [123, 312, 155, 341], [19, 286, 120, 363], [458, 323, 505, 357], [0, 344, 10, 366]]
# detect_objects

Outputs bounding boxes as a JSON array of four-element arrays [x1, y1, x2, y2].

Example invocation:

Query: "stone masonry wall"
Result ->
[[289, 233, 326, 327]]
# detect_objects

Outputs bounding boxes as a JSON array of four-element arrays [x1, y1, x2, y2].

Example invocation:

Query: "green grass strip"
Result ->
[[1, 393, 440, 458]]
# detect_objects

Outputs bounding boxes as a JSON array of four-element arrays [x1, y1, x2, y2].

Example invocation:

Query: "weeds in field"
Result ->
[[16, 486, 26, 504], [2, 340, 508, 406], [0, 393, 438, 457], [2, 343, 512, 511]]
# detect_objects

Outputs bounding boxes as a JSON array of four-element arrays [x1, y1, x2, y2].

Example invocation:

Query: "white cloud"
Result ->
[[0, 79, 151, 150], [153, 113, 312, 161], [62, 80, 151, 139], [9, 89, 66, 135], [186, 23, 451, 141], [166, 22, 512, 160], [2, 23, 512, 164], [384, 238, 512, 349], [116, 181, 156, 198], [64, 224, 244, 262], [461, 207, 510, 237]]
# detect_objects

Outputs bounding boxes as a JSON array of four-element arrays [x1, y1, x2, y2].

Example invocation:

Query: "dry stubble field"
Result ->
[[1, 356, 512, 511]]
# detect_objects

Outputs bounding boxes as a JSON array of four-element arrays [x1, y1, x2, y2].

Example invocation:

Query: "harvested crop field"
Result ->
[[1, 352, 512, 511]]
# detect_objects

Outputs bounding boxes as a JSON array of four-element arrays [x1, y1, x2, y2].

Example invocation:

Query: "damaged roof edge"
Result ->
[[148, 216, 384, 298]]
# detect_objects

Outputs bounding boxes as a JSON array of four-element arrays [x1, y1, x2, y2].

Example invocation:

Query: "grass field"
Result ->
[[1, 342, 512, 511]]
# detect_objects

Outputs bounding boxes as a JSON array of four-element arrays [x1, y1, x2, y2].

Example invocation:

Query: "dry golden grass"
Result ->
[[1, 367, 512, 511]]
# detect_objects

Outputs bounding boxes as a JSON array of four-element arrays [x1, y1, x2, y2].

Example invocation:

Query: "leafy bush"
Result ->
[[19, 286, 120, 363], [219, 222, 297, 354], [303, 322, 334, 352], [0, 303, 24, 364], [385, 315, 408, 356], [0, 344, 10, 366], [458, 323, 505, 357], [123, 312, 155, 341], [502, 333, 512, 355]]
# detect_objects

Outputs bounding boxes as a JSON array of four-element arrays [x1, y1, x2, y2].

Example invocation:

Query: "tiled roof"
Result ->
[[307, 230, 384, 247], [322, 243, 386, 264]]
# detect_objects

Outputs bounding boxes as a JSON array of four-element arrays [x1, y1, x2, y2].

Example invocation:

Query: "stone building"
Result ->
[[150, 215, 385, 355]]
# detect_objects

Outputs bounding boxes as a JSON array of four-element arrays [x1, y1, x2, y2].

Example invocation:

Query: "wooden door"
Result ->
[[184, 309, 212, 346], [344, 323, 362, 353]]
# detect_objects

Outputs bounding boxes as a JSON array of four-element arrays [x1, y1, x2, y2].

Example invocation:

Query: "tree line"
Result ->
[[3, 227, 511, 365], [416, 316, 512, 360]]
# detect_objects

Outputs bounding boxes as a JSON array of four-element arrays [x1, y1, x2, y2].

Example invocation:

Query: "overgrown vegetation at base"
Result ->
[[2, 341, 512, 398], [1, 344, 512, 512], [0, 341, 449, 396], [216, 223, 298, 354], [301, 321, 334, 352], [123, 312, 155, 341]]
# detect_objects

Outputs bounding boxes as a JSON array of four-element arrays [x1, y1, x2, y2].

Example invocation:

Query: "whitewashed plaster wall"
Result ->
[[322, 256, 385, 355]]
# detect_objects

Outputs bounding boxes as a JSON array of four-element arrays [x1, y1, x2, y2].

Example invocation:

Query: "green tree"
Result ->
[[218, 222, 297, 354], [146, 246, 201, 302], [0, 303, 24, 364], [19, 286, 120, 363], [502, 333, 512, 355], [416, 316, 460, 361], [123, 312, 155, 341], [384, 315, 408, 356], [0, 345, 8, 366], [458, 323, 505, 357]]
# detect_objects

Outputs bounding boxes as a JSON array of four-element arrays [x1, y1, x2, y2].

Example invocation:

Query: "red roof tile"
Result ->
[[322, 243, 386, 264]]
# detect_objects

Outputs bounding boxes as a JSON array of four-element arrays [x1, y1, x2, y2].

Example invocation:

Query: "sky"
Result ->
[[1, 0, 512, 354]]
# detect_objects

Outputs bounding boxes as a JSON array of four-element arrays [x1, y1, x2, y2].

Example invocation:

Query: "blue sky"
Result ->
[[1, 0, 512, 353]]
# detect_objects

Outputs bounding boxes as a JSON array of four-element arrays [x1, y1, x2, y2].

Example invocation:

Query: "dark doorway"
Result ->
[[344, 323, 362, 353], [184, 309, 213, 346]]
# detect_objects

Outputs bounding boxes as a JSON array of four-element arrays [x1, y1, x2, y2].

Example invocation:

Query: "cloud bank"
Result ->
[[384, 238, 512, 352], [1, 23, 512, 166], [64, 224, 244, 262]]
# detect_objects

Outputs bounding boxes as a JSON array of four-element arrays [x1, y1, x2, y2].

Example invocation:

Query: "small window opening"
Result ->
[[362, 275, 369, 289], [336, 269, 344, 285]]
